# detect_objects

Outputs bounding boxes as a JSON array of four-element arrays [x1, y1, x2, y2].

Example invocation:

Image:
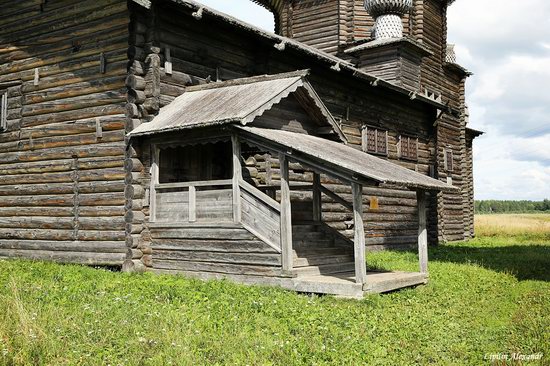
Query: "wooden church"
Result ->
[[0, 0, 480, 297]]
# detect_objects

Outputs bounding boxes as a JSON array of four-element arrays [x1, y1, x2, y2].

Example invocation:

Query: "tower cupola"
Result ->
[[364, 0, 413, 39]]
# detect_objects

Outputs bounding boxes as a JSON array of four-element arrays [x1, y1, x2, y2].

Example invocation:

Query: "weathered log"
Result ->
[[126, 74, 146, 90], [0, 248, 125, 265]]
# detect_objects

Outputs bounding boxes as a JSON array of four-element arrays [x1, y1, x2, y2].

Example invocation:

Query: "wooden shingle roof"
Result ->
[[238, 126, 458, 192], [128, 71, 346, 141]]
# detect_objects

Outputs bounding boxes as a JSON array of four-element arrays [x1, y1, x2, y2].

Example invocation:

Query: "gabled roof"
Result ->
[[129, 71, 346, 141], [237, 126, 457, 192]]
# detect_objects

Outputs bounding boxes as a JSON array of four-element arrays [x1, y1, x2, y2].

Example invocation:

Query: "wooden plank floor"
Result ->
[[292, 271, 428, 298]]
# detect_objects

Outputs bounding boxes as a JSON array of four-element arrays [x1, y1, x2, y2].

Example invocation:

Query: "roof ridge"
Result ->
[[184, 69, 310, 92]]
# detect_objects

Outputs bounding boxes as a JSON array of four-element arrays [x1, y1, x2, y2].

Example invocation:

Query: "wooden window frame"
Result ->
[[0, 90, 7, 132], [398, 135, 419, 161], [361, 126, 388, 157]]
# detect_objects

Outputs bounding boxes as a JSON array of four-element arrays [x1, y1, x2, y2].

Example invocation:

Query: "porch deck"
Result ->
[[155, 267, 428, 299], [292, 271, 428, 298]]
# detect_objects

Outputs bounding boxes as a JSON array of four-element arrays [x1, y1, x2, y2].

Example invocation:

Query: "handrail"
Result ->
[[320, 185, 353, 211], [155, 179, 233, 190], [257, 184, 314, 191], [239, 179, 281, 211]]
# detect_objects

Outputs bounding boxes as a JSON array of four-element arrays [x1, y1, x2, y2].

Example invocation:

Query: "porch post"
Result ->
[[231, 134, 242, 223], [279, 154, 293, 273], [352, 182, 367, 285], [417, 190, 428, 274], [312, 172, 322, 222], [149, 144, 159, 223]]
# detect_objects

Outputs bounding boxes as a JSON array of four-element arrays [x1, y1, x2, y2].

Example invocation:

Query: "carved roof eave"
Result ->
[[252, 0, 456, 13], [443, 62, 473, 77]]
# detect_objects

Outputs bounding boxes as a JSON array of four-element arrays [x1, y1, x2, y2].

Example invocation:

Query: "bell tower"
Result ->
[[253, 0, 457, 94]]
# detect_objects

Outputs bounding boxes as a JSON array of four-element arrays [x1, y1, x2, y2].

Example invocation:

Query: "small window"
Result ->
[[398, 135, 418, 161], [362, 126, 388, 156], [444, 148, 454, 172], [0, 90, 7, 131]]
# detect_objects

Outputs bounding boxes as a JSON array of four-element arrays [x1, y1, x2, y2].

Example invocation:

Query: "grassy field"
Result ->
[[0, 214, 548, 365], [475, 213, 550, 241]]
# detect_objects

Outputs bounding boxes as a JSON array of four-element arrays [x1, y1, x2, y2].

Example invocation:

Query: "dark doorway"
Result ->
[[158, 141, 232, 183]]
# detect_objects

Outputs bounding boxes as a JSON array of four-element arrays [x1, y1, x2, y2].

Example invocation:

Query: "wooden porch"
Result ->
[[128, 72, 455, 297], [145, 129, 431, 298]]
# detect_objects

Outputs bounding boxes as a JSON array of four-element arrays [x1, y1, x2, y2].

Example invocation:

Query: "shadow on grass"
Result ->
[[427, 244, 550, 282]]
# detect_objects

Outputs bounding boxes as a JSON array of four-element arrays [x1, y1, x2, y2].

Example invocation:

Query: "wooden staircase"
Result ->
[[291, 222, 355, 277]]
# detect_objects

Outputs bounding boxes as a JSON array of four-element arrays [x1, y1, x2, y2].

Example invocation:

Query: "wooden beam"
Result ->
[[279, 154, 293, 273], [232, 134, 242, 223], [352, 182, 367, 285], [149, 145, 159, 222], [320, 185, 353, 211], [312, 172, 322, 222], [239, 179, 281, 211], [188, 185, 196, 223], [155, 179, 232, 190], [417, 190, 428, 274]]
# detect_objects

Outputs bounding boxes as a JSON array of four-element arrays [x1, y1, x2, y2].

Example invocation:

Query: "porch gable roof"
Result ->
[[237, 126, 458, 193], [128, 70, 346, 141]]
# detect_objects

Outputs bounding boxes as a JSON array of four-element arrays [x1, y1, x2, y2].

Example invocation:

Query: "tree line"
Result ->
[[475, 200, 550, 214]]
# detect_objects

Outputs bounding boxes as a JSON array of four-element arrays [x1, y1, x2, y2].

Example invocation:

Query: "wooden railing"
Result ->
[[239, 179, 282, 252], [154, 179, 233, 223], [256, 182, 354, 218]]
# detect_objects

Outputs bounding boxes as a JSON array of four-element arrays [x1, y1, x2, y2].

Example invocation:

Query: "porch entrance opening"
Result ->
[[158, 141, 232, 183]]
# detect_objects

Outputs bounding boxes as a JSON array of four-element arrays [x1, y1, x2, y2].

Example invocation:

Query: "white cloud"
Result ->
[[196, 0, 274, 32], [449, 0, 550, 199]]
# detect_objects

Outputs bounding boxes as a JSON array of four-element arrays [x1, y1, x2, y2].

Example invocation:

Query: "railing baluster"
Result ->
[[188, 185, 196, 222]]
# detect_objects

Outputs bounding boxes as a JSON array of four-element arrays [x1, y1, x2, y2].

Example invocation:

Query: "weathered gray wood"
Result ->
[[149, 144, 159, 222], [279, 154, 293, 272], [155, 179, 232, 190], [0, 240, 126, 253], [352, 182, 367, 285], [151, 239, 278, 253], [156, 188, 233, 223], [152, 259, 283, 277], [188, 185, 196, 222], [363, 271, 428, 293], [417, 190, 428, 274], [239, 179, 280, 211], [320, 184, 353, 211], [232, 134, 242, 223], [312, 172, 322, 222], [0, 248, 124, 265], [153, 250, 281, 266], [240, 189, 281, 252], [150, 226, 257, 240]]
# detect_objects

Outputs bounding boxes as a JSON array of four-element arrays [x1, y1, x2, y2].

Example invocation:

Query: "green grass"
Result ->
[[1, 236, 549, 364]]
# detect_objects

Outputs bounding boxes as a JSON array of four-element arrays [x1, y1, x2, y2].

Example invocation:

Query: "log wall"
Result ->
[[0, 0, 131, 264], [126, 1, 442, 250], [274, 0, 475, 240]]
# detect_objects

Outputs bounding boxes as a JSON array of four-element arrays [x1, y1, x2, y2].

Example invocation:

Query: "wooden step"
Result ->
[[293, 262, 356, 276], [292, 231, 327, 241], [292, 274, 364, 298], [292, 238, 334, 248], [293, 254, 355, 268], [292, 224, 323, 233], [293, 247, 351, 257]]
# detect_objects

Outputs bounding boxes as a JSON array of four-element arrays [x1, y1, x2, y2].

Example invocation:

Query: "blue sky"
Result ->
[[197, 0, 550, 200]]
